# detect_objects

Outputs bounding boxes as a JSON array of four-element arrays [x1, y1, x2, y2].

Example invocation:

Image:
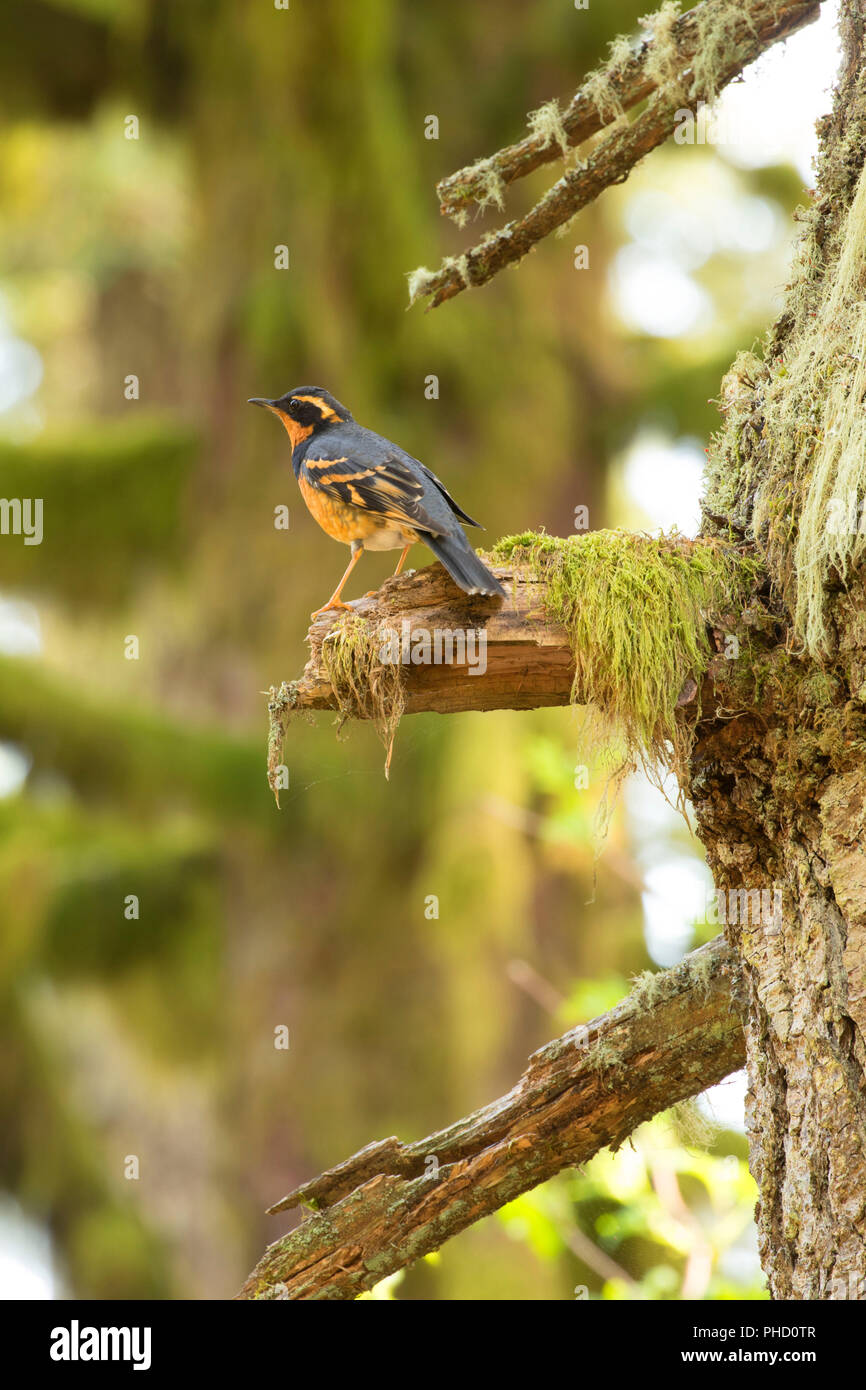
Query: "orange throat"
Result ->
[[266, 404, 313, 449]]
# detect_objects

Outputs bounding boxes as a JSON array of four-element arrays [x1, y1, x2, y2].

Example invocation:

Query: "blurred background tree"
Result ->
[[0, 0, 837, 1299]]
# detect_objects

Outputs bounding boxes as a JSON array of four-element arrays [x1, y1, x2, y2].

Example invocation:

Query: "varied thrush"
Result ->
[[248, 386, 506, 617]]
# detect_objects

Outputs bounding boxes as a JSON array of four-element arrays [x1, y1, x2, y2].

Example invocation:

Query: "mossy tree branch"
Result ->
[[409, 0, 821, 309], [266, 530, 767, 796], [435, 0, 815, 220], [238, 935, 744, 1299]]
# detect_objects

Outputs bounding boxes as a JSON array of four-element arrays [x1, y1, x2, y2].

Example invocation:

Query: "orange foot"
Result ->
[[311, 598, 353, 619]]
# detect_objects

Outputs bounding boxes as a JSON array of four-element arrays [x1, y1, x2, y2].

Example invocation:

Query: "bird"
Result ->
[[248, 386, 506, 617]]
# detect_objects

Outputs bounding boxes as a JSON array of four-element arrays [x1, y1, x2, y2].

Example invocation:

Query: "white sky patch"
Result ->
[[0, 743, 30, 798], [0, 337, 43, 416], [0, 597, 42, 656], [610, 244, 713, 337], [624, 776, 712, 967], [0, 1202, 58, 1300], [641, 855, 711, 966], [612, 176, 785, 339], [697, 1070, 748, 1133], [626, 184, 781, 264], [724, 195, 780, 255], [624, 189, 713, 269], [622, 432, 705, 533]]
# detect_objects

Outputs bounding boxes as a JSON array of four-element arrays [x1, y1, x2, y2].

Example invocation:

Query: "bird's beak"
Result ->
[[247, 397, 274, 409]]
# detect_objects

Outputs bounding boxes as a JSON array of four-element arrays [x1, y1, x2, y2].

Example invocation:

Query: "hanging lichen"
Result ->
[[751, 162, 866, 655], [703, 350, 767, 534], [642, 1, 687, 104], [691, 0, 746, 103], [527, 99, 570, 156], [319, 613, 406, 778], [265, 615, 406, 797]]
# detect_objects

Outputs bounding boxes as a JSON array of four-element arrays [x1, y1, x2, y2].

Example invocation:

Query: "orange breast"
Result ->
[[298, 475, 384, 545]]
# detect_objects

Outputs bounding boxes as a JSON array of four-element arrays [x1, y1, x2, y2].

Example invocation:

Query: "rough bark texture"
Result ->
[[239, 937, 744, 1299]]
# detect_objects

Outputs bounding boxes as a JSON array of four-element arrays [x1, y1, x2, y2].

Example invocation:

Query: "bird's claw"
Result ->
[[310, 599, 353, 619]]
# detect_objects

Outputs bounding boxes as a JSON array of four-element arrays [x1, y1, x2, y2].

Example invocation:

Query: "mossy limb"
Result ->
[[458, 156, 507, 213], [492, 529, 759, 779]]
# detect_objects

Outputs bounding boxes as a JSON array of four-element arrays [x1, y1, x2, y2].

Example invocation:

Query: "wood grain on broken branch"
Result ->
[[238, 935, 744, 1299], [413, 0, 820, 309], [278, 559, 574, 719]]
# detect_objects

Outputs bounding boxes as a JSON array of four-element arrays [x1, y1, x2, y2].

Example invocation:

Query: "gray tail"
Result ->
[[425, 531, 506, 598]]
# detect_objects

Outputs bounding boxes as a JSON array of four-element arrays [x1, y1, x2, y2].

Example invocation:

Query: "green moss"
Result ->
[[266, 680, 302, 806], [266, 614, 407, 794], [492, 529, 759, 774]]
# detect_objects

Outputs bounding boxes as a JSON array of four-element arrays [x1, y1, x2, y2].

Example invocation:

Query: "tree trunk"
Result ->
[[689, 0, 866, 1299]]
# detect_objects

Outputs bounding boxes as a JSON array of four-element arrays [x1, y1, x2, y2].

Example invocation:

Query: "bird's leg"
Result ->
[[393, 543, 411, 576], [311, 543, 363, 618], [364, 543, 412, 598]]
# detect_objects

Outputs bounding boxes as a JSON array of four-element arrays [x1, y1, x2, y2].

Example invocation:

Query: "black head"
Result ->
[[247, 386, 352, 446]]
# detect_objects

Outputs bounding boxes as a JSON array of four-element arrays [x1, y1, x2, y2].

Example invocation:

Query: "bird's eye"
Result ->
[[288, 399, 299, 415]]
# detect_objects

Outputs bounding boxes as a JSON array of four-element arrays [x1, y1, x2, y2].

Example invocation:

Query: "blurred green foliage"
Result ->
[[0, 421, 196, 604]]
